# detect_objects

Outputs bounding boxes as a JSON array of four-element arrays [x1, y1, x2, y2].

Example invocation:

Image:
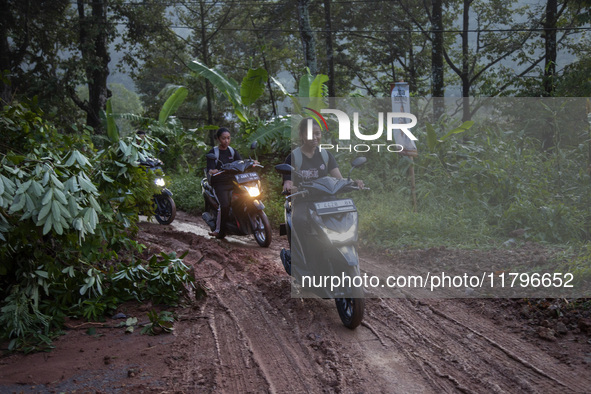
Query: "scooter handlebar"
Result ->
[[286, 190, 308, 199]]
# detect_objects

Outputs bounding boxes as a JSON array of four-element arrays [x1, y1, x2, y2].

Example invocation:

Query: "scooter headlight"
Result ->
[[155, 178, 166, 187], [310, 209, 358, 244], [244, 185, 261, 197]]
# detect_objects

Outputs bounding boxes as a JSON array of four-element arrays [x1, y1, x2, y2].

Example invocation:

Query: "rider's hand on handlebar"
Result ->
[[354, 179, 365, 189], [283, 180, 297, 194], [209, 169, 219, 175]]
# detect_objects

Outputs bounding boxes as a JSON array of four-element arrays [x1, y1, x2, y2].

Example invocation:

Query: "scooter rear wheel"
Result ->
[[253, 211, 272, 247], [335, 296, 365, 329]]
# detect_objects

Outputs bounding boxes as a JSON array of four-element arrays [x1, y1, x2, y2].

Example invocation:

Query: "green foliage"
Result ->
[[0, 102, 196, 352], [189, 60, 249, 123], [159, 86, 189, 126], [248, 69, 330, 152], [258, 168, 286, 228], [0, 291, 53, 352], [355, 116, 591, 248], [168, 172, 204, 215], [109, 251, 195, 306], [560, 244, 591, 287], [109, 84, 206, 172], [241, 68, 268, 107], [141, 310, 175, 335]]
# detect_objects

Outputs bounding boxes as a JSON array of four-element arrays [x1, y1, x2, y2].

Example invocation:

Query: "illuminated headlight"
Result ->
[[155, 178, 166, 187], [310, 209, 358, 244], [244, 185, 261, 197]]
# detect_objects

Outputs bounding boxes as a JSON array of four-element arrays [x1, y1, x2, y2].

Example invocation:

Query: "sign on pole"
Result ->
[[391, 81, 418, 211], [391, 82, 418, 157]]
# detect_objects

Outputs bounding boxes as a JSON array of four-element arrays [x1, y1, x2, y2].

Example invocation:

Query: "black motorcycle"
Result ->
[[201, 149, 272, 247], [140, 158, 176, 225], [275, 157, 367, 329]]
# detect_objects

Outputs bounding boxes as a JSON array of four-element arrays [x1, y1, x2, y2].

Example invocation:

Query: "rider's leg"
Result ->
[[212, 184, 232, 236]]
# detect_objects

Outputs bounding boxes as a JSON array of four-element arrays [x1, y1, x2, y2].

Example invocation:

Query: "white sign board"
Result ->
[[391, 82, 418, 157]]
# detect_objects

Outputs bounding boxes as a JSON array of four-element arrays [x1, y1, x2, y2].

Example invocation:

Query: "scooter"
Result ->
[[140, 158, 176, 225], [201, 145, 272, 247], [275, 157, 367, 329]]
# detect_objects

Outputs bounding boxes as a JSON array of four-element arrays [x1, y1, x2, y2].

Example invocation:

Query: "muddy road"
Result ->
[[1, 211, 590, 393]]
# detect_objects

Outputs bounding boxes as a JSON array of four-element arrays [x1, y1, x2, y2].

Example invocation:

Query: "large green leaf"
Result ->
[[241, 68, 268, 106], [309, 74, 329, 98], [158, 86, 188, 126], [247, 116, 291, 146], [298, 70, 315, 98], [188, 60, 246, 121], [441, 120, 474, 141], [106, 99, 119, 143], [295, 71, 329, 114]]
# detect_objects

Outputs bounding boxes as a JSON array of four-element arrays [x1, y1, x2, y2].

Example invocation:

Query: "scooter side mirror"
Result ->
[[250, 140, 258, 150], [351, 156, 367, 168], [347, 156, 367, 180], [205, 153, 217, 160], [275, 163, 294, 175]]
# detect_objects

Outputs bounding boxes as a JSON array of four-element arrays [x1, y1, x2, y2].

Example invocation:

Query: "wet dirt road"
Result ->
[[1, 211, 589, 393]]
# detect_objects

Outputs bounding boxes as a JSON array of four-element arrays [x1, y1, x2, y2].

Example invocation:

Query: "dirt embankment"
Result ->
[[1, 211, 590, 393]]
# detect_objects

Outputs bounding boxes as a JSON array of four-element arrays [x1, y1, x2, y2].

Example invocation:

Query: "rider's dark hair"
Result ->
[[298, 117, 321, 141], [216, 127, 231, 139]]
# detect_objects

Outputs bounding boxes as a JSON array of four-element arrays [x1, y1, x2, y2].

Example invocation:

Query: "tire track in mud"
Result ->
[[361, 296, 588, 393], [138, 213, 591, 393], [358, 255, 590, 393]]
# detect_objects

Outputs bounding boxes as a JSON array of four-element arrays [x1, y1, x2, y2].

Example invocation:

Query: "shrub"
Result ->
[[0, 102, 196, 352]]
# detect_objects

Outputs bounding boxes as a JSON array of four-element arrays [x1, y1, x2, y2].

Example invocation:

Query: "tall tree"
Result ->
[[76, 0, 111, 133], [0, 0, 70, 105], [430, 0, 445, 119], [175, 0, 237, 132], [439, 0, 537, 120], [337, 0, 431, 96], [297, 0, 318, 76], [543, 0, 559, 96], [323, 0, 336, 98]]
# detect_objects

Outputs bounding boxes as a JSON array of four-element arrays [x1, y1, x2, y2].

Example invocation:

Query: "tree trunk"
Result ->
[[323, 0, 336, 99], [543, 0, 558, 96], [250, 17, 277, 117], [431, 0, 445, 120], [298, 0, 317, 76], [461, 0, 472, 122], [0, 1, 11, 104], [408, 32, 417, 92], [77, 0, 110, 134], [200, 0, 214, 136]]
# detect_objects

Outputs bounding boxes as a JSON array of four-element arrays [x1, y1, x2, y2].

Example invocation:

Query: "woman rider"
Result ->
[[206, 127, 242, 238]]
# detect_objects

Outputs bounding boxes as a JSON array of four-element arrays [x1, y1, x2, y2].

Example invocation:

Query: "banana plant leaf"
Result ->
[[159, 86, 188, 126], [241, 68, 268, 106], [105, 98, 119, 143]]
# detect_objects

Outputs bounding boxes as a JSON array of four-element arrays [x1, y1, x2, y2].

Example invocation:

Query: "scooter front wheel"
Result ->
[[155, 194, 176, 225], [335, 296, 365, 329], [253, 211, 272, 247]]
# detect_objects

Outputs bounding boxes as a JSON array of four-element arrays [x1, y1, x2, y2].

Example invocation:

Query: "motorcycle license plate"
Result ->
[[314, 199, 356, 215], [235, 172, 260, 183]]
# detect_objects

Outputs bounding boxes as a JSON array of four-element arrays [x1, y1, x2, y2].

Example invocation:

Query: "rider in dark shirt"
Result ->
[[282, 118, 341, 192], [206, 128, 243, 238]]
